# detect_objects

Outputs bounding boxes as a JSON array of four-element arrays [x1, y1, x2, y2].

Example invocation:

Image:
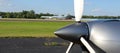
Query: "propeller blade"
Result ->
[[80, 37, 96, 53], [74, 0, 84, 21], [66, 42, 74, 53]]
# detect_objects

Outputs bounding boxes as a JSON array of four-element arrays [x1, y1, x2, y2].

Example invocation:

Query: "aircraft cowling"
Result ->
[[87, 20, 120, 53]]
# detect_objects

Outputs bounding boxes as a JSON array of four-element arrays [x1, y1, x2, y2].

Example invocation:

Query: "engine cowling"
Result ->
[[87, 20, 120, 53]]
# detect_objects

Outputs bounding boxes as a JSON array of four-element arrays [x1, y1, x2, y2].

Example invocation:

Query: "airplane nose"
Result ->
[[54, 22, 89, 43]]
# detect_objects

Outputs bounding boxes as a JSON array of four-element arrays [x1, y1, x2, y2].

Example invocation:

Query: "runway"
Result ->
[[0, 38, 82, 53]]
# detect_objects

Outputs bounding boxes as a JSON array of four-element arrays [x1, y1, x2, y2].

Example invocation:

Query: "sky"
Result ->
[[0, 0, 120, 16]]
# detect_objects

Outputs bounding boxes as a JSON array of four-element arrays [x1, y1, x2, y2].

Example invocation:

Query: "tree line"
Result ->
[[66, 14, 120, 19], [0, 10, 120, 19], [0, 10, 54, 19], [82, 15, 120, 19]]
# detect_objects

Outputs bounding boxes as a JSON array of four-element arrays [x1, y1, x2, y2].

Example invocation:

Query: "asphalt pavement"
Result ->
[[0, 38, 82, 53]]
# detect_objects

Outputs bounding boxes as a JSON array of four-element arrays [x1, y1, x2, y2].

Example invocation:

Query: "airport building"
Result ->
[[41, 16, 65, 20]]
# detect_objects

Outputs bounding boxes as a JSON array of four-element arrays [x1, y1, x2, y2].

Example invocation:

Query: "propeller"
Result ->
[[74, 0, 84, 22], [54, 0, 96, 53]]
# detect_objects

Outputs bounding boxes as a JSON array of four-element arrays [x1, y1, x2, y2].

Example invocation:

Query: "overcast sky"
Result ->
[[0, 0, 120, 16]]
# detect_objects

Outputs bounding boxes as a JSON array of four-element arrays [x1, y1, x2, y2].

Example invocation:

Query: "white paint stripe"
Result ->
[[66, 42, 74, 53], [80, 37, 96, 53]]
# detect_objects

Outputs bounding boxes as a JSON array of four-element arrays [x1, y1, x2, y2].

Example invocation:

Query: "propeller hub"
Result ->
[[54, 22, 89, 43]]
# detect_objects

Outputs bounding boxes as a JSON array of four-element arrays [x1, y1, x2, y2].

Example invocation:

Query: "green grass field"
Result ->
[[0, 20, 73, 37]]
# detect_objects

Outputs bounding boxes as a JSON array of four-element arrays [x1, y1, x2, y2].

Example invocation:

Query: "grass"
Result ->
[[0, 21, 73, 37]]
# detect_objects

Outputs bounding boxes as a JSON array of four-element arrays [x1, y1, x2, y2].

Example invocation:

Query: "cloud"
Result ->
[[91, 8, 102, 12], [85, 2, 92, 5], [0, 0, 6, 5], [8, 3, 12, 6], [90, 8, 117, 16], [84, 8, 107, 16], [0, 0, 12, 7]]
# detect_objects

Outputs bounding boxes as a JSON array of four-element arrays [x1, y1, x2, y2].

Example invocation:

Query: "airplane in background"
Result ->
[[54, 0, 120, 53]]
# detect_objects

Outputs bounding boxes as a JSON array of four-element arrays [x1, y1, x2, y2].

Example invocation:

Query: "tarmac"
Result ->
[[0, 38, 82, 53]]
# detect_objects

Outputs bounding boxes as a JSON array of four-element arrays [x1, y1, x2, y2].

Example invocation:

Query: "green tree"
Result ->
[[65, 14, 75, 19]]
